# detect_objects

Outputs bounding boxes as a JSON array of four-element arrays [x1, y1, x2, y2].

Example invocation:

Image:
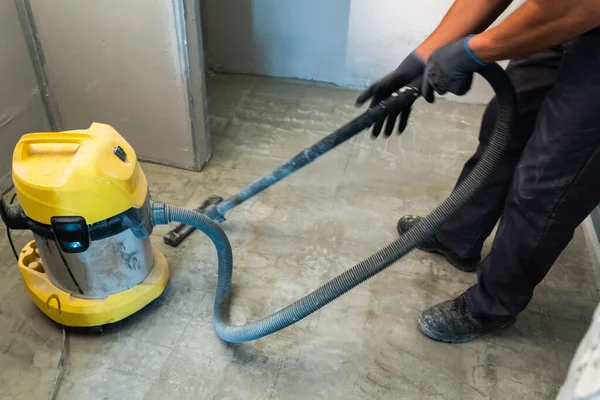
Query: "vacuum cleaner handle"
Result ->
[[408, 76, 423, 91], [163, 78, 424, 247]]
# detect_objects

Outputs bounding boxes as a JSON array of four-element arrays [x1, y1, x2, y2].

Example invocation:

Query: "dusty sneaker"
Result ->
[[397, 215, 480, 272], [418, 294, 516, 343]]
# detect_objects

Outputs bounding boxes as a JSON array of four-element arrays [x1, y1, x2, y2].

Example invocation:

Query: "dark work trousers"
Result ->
[[435, 29, 600, 319]]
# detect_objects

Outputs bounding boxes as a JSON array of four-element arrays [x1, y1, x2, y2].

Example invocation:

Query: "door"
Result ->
[[26, 0, 210, 170], [0, 1, 49, 193]]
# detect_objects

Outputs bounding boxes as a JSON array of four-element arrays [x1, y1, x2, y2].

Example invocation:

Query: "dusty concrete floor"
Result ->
[[1, 73, 599, 399]]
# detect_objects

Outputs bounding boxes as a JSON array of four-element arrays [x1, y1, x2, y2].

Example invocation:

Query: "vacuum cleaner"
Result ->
[[0, 63, 515, 343]]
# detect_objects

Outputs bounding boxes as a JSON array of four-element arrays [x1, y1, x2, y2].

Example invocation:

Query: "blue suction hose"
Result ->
[[152, 64, 516, 343]]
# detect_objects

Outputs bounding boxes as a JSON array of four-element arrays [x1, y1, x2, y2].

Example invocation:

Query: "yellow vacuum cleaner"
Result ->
[[1, 123, 168, 327], [1, 64, 516, 342]]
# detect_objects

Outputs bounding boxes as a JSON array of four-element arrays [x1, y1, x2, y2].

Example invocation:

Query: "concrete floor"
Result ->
[[1, 73, 599, 399]]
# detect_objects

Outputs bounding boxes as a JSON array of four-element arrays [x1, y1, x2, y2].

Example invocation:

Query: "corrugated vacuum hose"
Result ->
[[152, 63, 516, 343]]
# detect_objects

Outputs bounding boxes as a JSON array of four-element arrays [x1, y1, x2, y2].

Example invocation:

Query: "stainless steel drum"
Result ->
[[34, 229, 154, 299]]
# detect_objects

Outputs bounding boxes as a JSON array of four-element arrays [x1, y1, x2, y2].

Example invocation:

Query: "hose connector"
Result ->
[[203, 204, 227, 223], [151, 201, 169, 226]]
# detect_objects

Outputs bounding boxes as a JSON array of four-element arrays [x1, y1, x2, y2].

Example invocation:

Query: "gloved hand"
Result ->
[[421, 35, 486, 103], [356, 52, 425, 137]]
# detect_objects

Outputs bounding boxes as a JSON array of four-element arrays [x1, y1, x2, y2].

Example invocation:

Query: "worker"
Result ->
[[357, 0, 600, 343]]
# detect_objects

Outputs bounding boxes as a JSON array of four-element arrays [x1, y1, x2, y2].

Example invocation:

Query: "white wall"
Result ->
[[202, 0, 522, 104], [344, 0, 448, 87]]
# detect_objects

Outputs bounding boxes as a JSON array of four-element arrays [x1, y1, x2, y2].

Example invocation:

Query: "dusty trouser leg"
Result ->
[[436, 49, 563, 260], [466, 30, 600, 319]]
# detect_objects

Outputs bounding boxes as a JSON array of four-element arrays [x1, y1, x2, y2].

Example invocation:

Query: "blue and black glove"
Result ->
[[356, 52, 425, 137], [421, 35, 487, 103]]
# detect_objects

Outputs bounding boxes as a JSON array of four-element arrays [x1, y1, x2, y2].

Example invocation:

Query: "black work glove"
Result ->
[[421, 35, 486, 103], [356, 52, 425, 137]]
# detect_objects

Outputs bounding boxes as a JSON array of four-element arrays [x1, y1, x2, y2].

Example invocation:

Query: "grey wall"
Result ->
[[29, 0, 209, 170], [202, 0, 351, 84], [0, 2, 49, 193], [201, 0, 523, 104]]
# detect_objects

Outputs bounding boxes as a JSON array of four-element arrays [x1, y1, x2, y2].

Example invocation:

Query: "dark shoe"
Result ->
[[418, 294, 516, 343], [397, 215, 480, 272]]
